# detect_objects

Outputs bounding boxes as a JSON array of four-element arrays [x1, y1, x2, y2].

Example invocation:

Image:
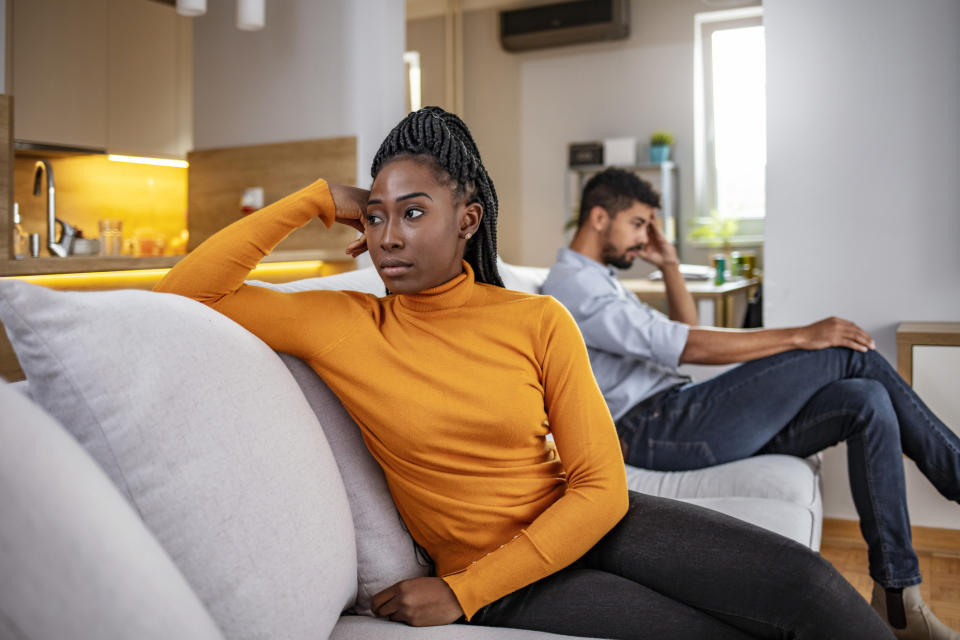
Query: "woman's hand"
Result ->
[[371, 577, 464, 627], [327, 183, 370, 257], [796, 317, 876, 352]]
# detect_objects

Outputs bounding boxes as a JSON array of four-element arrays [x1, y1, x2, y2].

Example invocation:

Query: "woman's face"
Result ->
[[365, 157, 481, 294]]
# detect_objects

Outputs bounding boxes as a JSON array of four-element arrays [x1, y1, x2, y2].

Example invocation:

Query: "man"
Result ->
[[542, 167, 959, 640]]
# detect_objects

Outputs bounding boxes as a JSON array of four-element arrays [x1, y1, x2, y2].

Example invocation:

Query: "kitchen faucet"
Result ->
[[33, 159, 76, 257]]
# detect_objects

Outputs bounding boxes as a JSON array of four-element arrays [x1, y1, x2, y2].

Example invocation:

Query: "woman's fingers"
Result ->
[[345, 235, 368, 257], [371, 585, 398, 617]]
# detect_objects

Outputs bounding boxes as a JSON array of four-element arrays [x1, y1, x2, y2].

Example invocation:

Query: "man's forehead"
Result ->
[[625, 200, 655, 220]]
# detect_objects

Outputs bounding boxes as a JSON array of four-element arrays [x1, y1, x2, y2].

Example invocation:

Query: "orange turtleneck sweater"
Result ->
[[154, 179, 628, 619]]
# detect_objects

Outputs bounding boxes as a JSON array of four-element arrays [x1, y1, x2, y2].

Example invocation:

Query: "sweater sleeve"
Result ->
[[442, 298, 629, 619], [154, 179, 358, 359]]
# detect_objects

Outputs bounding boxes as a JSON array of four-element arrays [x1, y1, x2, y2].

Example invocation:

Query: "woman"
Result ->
[[155, 107, 892, 639]]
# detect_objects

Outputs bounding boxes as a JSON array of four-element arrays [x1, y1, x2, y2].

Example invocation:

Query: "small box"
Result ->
[[603, 137, 637, 166], [568, 142, 604, 167]]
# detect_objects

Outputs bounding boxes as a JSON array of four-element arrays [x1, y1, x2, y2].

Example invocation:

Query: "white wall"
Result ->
[[765, 0, 960, 526], [411, 0, 764, 267], [193, 0, 404, 186], [405, 6, 766, 271]]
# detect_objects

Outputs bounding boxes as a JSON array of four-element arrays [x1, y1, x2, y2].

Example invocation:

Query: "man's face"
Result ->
[[599, 201, 654, 270]]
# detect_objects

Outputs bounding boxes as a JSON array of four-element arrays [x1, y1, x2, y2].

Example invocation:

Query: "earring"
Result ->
[[463, 232, 472, 240]]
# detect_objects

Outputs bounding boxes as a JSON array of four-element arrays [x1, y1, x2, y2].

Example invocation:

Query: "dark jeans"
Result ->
[[615, 347, 960, 589], [470, 491, 894, 639]]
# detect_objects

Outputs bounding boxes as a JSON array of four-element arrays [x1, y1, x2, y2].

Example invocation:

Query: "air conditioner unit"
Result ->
[[500, 0, 630, 53]]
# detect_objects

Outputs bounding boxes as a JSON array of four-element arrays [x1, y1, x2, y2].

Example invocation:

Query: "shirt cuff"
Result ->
[[310, 179, 337, 228], [652, 320, 690, 368]]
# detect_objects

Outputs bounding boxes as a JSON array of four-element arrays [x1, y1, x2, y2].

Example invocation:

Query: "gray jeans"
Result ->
[[469, 491, 893, 639]]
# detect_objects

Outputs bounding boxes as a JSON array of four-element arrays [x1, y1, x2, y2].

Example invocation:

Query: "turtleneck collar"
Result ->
[[396, 261, 476, 312]]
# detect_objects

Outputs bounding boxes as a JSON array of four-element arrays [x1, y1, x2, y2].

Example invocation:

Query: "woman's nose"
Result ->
[[380, 218, 404, 249]]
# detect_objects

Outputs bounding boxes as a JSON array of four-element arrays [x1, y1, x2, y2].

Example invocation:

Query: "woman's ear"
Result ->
[[459, 202, 483, 239]]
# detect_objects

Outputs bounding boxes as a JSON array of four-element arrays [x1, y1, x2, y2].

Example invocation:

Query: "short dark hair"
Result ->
[[577, 168, 661, 228]]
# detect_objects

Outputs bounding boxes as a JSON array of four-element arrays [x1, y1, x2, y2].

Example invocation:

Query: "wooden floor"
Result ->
[[820, 519, 960, 629]]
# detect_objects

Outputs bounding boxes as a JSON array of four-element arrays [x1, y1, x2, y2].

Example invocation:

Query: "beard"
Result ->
[[601, 242, 642, 270]]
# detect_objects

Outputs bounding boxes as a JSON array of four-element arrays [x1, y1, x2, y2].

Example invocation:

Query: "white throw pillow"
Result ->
[[0, 281, 357, 640], [278, 354, 430, 615], [0, 381, 225, 640]]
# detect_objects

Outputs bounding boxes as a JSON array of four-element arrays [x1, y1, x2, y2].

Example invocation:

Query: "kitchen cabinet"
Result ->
[[107, 0, 192, 157], [12, 0, 191, 157], [13, 0, 109, 149]]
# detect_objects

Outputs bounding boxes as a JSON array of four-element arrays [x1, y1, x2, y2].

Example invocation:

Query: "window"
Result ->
[[404, 51, 422, 113], [694, 8, 766, 232]]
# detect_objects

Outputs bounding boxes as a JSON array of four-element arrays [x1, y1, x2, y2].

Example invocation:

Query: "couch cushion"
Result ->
[[278, 353, 430, 615], [0, 281, 357, 640], [624, 455, 820, 507], [332, 616, 583, 639], [0, 381, 224, 640], [248, 259, 550, 297], [248, 265, 386, 295], [497, 259, 549, 294]]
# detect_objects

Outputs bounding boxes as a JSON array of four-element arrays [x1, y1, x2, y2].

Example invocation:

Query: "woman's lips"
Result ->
[[380, 260, 413, 277]]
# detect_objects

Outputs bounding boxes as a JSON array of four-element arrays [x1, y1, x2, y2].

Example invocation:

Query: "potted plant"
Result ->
[[687, 209, 739, 254], [649, 131, 674, 163]]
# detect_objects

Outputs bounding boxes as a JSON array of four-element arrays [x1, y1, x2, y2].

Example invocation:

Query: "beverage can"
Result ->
[[730, 251, 742, 277], [712, 254, 726, 286], [742, 251, 756, 279]]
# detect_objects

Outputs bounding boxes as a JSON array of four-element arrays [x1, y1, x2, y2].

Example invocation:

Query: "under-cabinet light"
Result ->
[[108, 155, 188, 168]]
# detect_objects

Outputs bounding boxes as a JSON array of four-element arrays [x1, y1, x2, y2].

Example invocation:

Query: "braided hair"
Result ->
[[371, 106, 503, 288]]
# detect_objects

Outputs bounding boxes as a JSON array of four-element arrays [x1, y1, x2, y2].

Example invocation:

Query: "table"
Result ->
[[896, 322, 960, 385], [620, 277, 761, 328]]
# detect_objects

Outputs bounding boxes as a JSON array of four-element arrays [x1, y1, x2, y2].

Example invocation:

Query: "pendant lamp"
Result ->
[[175, 0, 206, 17], [237, 0, 265, 31]]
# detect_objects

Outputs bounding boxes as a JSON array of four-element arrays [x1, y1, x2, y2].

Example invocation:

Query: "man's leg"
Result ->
[[757, 378, 919, 588], [616, 347, 960, 492], [579, 492, 894, 640], [833, 348, 960, 501]]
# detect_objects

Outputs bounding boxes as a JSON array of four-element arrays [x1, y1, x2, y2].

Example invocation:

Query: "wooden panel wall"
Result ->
[[187, 137, 358, 252], [0, 95, 12, 260]]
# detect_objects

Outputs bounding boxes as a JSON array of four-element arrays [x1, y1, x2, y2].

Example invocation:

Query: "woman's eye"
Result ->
[[405, 208, 425, 219], [365, 213, 383, 225]]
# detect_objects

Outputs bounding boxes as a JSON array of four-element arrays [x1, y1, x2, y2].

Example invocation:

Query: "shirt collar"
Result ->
[[556, 247, 618, 280], [396, 260, 476, 312]]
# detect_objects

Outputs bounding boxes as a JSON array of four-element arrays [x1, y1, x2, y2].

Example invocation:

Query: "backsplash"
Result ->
[[13, 154, 187, 257]]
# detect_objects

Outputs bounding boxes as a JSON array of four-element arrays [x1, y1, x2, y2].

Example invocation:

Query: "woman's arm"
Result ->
[[154, 179, 368, 358], [439, 300, 629, 620]]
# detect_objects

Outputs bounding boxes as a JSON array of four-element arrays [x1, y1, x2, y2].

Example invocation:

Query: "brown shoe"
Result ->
[[872, 582, 960, 640]]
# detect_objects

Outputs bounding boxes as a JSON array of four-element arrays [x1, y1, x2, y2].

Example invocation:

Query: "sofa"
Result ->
[[0, 261, 822, 640]]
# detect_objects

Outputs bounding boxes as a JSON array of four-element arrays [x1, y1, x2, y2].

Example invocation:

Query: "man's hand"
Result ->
[[327, 183, 370, 257], [796, 317, 876, 352], [371, 577, 464, 627], [637, 211, 679, 268]]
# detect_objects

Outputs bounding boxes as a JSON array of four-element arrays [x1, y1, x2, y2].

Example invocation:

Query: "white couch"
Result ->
[[0, 263, 821, 640]]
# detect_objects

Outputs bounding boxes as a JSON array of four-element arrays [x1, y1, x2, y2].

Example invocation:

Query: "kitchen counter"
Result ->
[[0, 249, 351, 277], [0, 249, 356, 380]]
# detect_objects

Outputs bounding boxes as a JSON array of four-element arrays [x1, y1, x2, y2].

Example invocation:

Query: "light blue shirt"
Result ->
[[542, 248, 690, 421]]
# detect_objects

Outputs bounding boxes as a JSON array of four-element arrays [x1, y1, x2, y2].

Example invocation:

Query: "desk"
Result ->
[[620, 277, 760, 328]]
